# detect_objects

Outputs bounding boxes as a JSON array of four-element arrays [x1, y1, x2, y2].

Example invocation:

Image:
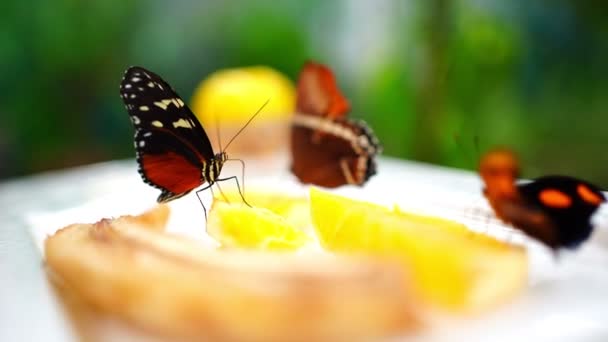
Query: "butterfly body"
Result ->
[[290, 61, 380, 187], [480, 149, 605, 250], [120, 66, 226, 203]]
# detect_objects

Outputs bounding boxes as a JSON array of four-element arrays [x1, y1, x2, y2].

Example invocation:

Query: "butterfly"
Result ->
[[479, 148, 605, 250], [119, 66, 259, 206], [290, 61, 381, 188]]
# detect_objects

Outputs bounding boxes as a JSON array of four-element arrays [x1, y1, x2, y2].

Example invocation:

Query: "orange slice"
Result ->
[[207, 200, 312, 251], [309, 187, 528, 312], [213, 190, 312, 233]]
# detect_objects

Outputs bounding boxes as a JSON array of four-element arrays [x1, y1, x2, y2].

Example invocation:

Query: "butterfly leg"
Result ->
[[216, 176, 251, 207], [196, 182, 215, 221], [214, 181, 230, 203], [196, 193, 208, 222], [462, 202, 476, 226], [552, 249, 561, 262], [209, 185, 217, 201], [339, 159, 356, 185], [226, 158, 247, 198]]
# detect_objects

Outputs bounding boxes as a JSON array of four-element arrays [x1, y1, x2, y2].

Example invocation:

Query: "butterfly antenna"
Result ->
[[473, 135, 481, 166], [215, 109, 223, 152], [453, 133, 475, 169], [223, 98, 270, 152]]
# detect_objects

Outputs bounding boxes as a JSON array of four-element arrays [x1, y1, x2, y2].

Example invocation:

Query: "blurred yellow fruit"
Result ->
[[191, 66, 295, 125], [190, 66, 295, 157], [309, 188, 528, 312], [208, 201, 312, 251]]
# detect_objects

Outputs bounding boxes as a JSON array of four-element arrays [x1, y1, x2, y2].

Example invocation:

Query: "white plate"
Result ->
[[14, 157, 608, 341]]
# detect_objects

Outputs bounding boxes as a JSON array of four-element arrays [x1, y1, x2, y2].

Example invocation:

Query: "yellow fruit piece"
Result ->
[[191, 66, 295, 125], [208, 201, 312, 251], [310, 188, 528, 312], [213, 190, 311, 233]]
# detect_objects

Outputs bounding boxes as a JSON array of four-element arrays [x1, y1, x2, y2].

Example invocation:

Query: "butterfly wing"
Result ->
[[490, 197, 560, 249], [120, 66, 215, 202], [295, 61, 350, 119], [516, 176, 605, 248], [291, 61, 380, 187], [291, 116, 379, 187], [134, 130, 205, 202]]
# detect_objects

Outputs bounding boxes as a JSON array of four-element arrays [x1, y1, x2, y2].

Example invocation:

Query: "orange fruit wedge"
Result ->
[[309, 187, 528, 312], [213, 190, 312, 233], [207, 199, 312, 251]]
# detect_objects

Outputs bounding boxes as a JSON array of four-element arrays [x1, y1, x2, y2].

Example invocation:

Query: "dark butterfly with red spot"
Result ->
[[290, 61, 381, 187], [119, 66, 253, 204], [479, 148, 605, 250]]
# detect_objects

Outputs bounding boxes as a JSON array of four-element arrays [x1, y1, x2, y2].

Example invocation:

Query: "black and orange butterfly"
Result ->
[[290, 61, 381, 187], [479, 148, 605, 250], [119, 66, 263, 207]]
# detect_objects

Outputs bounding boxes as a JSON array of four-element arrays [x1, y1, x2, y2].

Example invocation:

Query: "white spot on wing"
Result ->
[[124, 84, 132, 89], [132, 116, 141, 124], [138, 140, 145, 147], [131, 77, 141, 82], [139, 106, 149, 111], [130, 94, 136, 99], [147, 82, 154, 88], [173, 118, 193, 129], [358, 136, 369, 149], [176, 98, 185, 107], [153, 101, 168, 110], [152, 121, 164, 127], [143, 132, 152, 137]]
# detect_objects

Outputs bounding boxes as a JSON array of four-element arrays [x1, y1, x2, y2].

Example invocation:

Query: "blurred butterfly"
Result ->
[[290, 61, 381, 187], [119, 66, 264, 209], [479, 148, 605, 250]]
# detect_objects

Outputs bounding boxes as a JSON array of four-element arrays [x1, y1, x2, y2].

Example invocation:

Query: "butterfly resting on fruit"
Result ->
[[119, 66, 266, 216]]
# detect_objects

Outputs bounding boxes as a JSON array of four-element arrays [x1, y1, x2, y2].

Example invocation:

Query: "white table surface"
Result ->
[[2, 156, 608, 342]]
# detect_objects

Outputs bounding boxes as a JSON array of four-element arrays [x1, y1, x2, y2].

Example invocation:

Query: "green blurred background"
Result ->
[[1, 0, 607, 186]]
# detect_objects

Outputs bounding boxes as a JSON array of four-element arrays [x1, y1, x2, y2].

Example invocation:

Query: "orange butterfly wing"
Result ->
[[295, 61, 350, 119]]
